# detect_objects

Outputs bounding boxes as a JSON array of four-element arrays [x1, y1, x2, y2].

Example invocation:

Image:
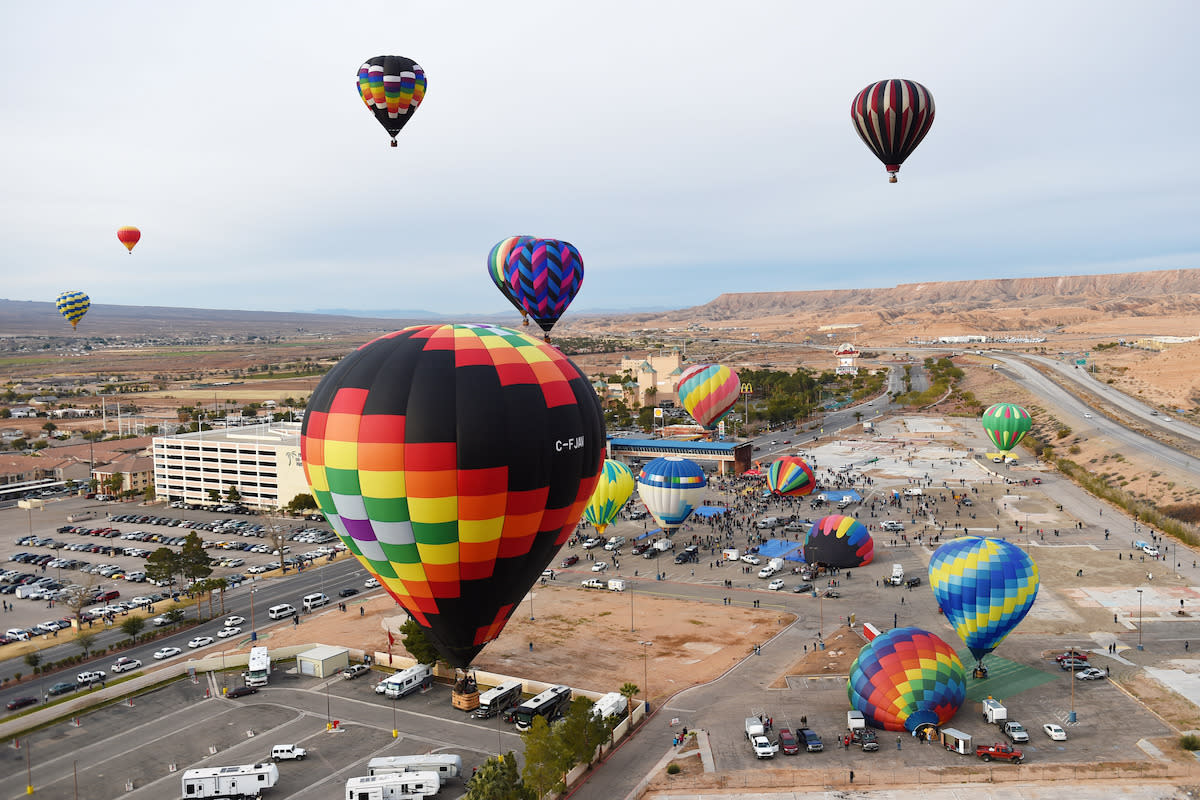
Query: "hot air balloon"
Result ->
[[803, 515, 873, 568], [635, 457, 706, 535], [847, 627, 966, 733], [300, 323, 604, 667], [980, 403, 1032, 455], [851, 79, 935, 183], [357, 55, 427, 147], [676, 364, 740, 429], [488, 236, 535, 322], [928, 536, 1039, 669], [766, 456, 815, 497], [55, 291, 90, 329], [583, 460, 635, 536], [504, 238, 584, 338], [117, 226, 140, 253]]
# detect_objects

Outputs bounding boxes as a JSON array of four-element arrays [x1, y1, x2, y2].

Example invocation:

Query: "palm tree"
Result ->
[[619, 682, 641, 720]]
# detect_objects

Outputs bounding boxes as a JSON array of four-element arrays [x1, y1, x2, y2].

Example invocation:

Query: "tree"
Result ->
[[24, 652, 42, 675], [619, 682, 641, 720], [179, 532, 214, 584], [399, 618, 441, 665], [287, 493, 318, 513], [165, 608, 185, 625], [226, 485, 241, 503], [42, 421, 57, 433], [120, 616, 146, 638], [465, 752, 533, 800], [558, 697, 610, 772], [268, 525, 290, 574], [520, 716, 569, 797], [143, 484, 155, 502], [145, 547, 180, 587], [74, 630, 98, 658], [207, 488, 221, 502], [104, 473, 125, 494]]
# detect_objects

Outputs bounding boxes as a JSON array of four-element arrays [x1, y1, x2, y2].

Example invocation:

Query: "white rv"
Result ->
[[590, 691, 628, 721], [374, 663, 433, 699], [345, 772, 439, 800], [366, 753, 461, 778], [244, 646, 271, 687], [181, 763, 279, 799], [472, 680, 524, 719]]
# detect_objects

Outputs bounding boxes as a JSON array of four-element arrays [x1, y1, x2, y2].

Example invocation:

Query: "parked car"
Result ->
[[798, 727, 823, 752], [905, 577, 922, 588], [560, 554, 579, 568], [792, 582, 814, 594], [364, 578, 380, 588], [778, 728, 800, 755], [1059, 658, 1089, 671], [591, 562, 609, 573], [227, 685, 258, 698], [338, 587, 359, 598], [111, 657, 142, 673], [189, 636, 215, 648], [47, 681, 77, 697], [154, 646, 182, 660], [342, 664, 371, 680], [217, 626, 242, 639], [1055, 651, 1088, 663], [224, 615, 245, 626], [1043, 723, 1067, 740], [5, 696, 38, 711], [76, 670, 107, 685], [1075, 667, 1106, 681], [768, 578, 786, 591]]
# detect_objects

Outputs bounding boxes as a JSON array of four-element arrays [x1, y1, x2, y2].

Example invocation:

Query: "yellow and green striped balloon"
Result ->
[[583, 459, 635, 535]]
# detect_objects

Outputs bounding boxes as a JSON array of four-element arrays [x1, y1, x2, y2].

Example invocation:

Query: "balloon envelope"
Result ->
[[847, 627, 966, 732], [980, 403, 1032, 453], [583, 460, 635, 536], [803, 515, 873, 568], [55, 291, 90, 328], [357, 55, 427, 145], [676, 364, 740, 429], [488, 236, 535, 319], [504, 238, 584, 335], [766, 456, 815, 497], [117, 226, 140, 253], [851, 79, 935, 182], [929, 536, 1039, 664], [300, 323, 604, 667], [635, 457, 706, 534]]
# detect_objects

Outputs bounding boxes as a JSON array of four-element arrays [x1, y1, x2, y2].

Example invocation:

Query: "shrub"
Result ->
[[666, 763, 681, 775], [1181, 733, 1200, 751]]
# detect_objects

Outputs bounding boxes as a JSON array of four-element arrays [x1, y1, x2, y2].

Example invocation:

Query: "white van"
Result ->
[[607, 579, 626, 592], [756, 517, 779, 529], [604, 536, 626, 551], [302, 592, 329, 612], [267, 603, 296, 620], [889, 564, 905, 586]]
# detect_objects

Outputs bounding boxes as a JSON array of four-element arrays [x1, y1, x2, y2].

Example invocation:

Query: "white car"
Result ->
[[1143, 545, 1160, 557], [591, 562, 609, 572], [224, 615, 245, 627], [1076, 667, 1106, 681], [154, 646, 182, 660], [1043, 723, 1067, 741], [740, 554, 761, 565], [111, 657, 142, 673], [1083, 413, 1093, 419], [364, 578, 380, 588], [246, 564, 269, 574], [768, 578, 786, 591], [188, 636, 215, 649], [151, 615, 172, 626], [217, 627, 242, 639]]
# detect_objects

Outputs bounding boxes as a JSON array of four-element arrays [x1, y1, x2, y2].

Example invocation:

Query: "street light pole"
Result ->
[[1137, 589, 1144, 650], [1069, 645, 1077, 723], [639, 640, 653, 713]]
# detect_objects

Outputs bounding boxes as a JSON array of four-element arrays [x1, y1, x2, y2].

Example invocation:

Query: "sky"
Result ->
[[2, 1, 1199, 319]]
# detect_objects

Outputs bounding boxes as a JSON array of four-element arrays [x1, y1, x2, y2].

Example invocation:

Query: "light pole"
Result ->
[[528, 587, 534, 621], [630, 582, 635, 632], [249, 583, 256, 642], [639, 641, 653, 713], [1068, 645, 1077, 723], [1137, 588, 1144, 650]]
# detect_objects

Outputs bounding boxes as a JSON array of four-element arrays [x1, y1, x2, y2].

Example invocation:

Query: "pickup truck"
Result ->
[[750, 734, 778, 759], [976, 743, 1023, 763], [1002, 721, 1030, 743]]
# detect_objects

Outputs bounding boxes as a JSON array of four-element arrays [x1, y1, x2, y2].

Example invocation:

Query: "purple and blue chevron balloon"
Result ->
[[504, 238, 584, 336]]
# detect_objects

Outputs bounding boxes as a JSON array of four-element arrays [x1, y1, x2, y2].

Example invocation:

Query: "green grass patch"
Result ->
[[960, 651, 1058, 704]]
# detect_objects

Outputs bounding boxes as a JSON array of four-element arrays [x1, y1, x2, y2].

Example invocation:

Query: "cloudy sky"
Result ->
[[3, 1, 1198, 319]]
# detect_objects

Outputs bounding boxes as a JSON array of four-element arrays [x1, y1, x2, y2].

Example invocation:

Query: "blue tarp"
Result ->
[[821, 489, 863, 502], [757, 539, 804, 559], [693, 506, 729, 518]]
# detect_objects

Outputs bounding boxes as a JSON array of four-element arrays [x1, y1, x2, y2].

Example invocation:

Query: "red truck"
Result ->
[[976, 743, 1023, 764]]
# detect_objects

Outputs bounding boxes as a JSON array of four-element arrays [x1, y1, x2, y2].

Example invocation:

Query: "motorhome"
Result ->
[[367, 754, 461, 778], [472, 680, 523, 719], [345, 772, 439, 800], [181, 763, 279, 799], [244, 646, 271, 687], [591, 691, 628, 721], [375, 663, 433, 699], [514, 685, 572, 731]]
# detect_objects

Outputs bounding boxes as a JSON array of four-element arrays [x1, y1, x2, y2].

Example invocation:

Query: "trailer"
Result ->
[[181, 763, 279, 799], [591, 691, 628, 721], [940, 727, 972, 754], [367, 753, 461, 778], [345, 772, 439, 799], [982, 697, 1008, 725]]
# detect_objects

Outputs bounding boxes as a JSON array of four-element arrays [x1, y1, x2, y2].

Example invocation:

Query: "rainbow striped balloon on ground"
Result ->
[[767, 456, 815, 497], [584, 460, 635, 536], [847, 627, 966, 732], [928, 536, 1039, 667], [803, 515, 873, 568], [300, 324, 604, 667], [980, 403, 1032, 454], [676, 364, 740, 429], [635, 457, 706, 534], [55, 291, 90, 328]]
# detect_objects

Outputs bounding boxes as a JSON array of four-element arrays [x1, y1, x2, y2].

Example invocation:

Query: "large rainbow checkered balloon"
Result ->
[[848, 627, 965, 732], [301, 324, 604, 667], [803, 515, 873, 568], [676, 364, 740, 429], [928, 536, 1039, 665], [584, 460, 635, 536]]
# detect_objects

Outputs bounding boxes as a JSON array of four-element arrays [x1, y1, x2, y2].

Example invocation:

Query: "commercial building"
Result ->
[[152, 422, 309, 510]]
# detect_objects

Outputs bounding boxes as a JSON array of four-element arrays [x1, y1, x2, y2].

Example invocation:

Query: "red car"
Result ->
[[6, 696, 38, 711], [777, 728, 799, 755], [1031, 478, 1042, 484], [1055, 651, 1088, 663], [560, 555, 579, 568]]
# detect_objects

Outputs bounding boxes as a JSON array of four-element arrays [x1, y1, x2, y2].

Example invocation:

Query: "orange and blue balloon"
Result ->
[[766, 456, 815, 497], [676, 364, 740, 429], [929, 536, 1039, 666], [584, 460, 635, 536], [55, 291, 90, 329], [848, 627, 965, 732]]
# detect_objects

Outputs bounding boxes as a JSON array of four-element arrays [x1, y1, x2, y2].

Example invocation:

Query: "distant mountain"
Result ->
[[307, 308, 451, 319]]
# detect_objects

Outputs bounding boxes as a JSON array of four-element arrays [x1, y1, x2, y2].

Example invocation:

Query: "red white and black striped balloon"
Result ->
[[851, 79, 935, 183]]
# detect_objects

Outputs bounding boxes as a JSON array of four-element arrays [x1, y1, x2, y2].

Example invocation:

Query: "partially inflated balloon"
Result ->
[[56, 291, 90, 328], [504, 238, 584, 336], [357, 55, 427, 147], [583, 460, 635, 536], [803, 515, 873, 568], [635, 457, 706, 534], [117, 226, 140, 253], [676, 364, 740, 429], [848, 627, 965, 732], [766, 456, 815, 497], [488, 236, 534, 321], [980, 403, 1031, 453], [851, 79, 935, 183], [929, 536, 1039, 665], [301, 323, 604, 667]]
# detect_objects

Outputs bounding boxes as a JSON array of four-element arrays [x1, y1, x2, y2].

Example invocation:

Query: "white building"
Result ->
[[152, 422, 310, 510]]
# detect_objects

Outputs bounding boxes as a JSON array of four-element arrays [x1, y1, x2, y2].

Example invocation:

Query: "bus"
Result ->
[[471, 680, 523, 720], [513, 685, 572, 731]]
